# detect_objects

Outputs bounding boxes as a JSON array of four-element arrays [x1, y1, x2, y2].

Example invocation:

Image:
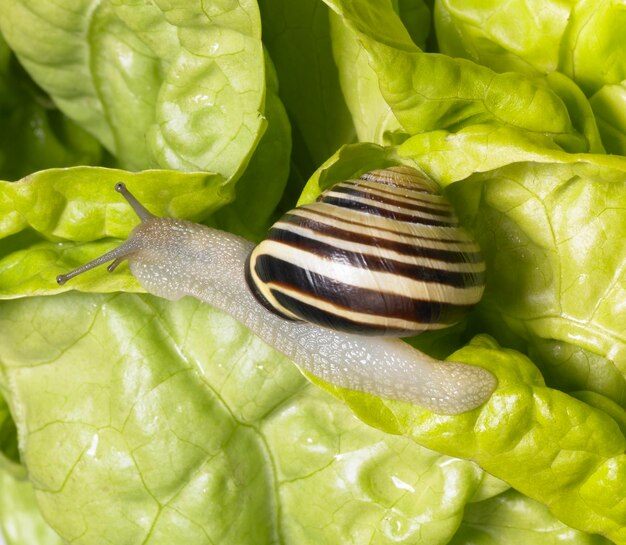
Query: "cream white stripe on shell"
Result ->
[[257, 240, 485, 304], [246, 262, 302, 321], [322, 189, 458, 224], [271, 220, 486, 273], [291, 204, 479, 246], [264, 283, 452, 331], [340, 180, 453, 209]]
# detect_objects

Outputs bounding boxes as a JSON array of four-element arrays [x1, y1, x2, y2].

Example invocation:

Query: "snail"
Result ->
[[57, 166, 497, 414]]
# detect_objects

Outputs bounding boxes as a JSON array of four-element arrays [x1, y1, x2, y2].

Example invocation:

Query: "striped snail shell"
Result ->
[[245, 166, 486, 336]]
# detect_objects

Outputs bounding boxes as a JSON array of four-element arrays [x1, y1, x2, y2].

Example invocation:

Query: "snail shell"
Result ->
[[246, 166, 486, 336]]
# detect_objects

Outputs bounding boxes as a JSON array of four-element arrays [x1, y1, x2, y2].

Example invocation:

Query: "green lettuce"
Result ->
[[0, 293, 613, 545], [394, 133, 626, 404], [301, 143, 626, 541], [0, 396, 21, 478], [259, 0, 356, 179], [0, 0, 266, 179], [0, 292, 497, 545], [435, 0, 626, 154], [0, 0, 625, 544], [0, 470, 63, 545], [453, 489, 614, 545], [0, 34, 102, 180], [313, 333, 626, 543], [322, 0, 601, 153]]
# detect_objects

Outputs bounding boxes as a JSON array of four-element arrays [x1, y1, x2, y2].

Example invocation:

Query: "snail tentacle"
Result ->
[[56, 183, 151, 285]]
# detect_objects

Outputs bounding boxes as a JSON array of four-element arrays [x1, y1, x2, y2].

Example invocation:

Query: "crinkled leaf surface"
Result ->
[[1, 141, 487, 545], [448, 160, 626, 405], [434, 0, 573, 78], [301, 141, 626, 405], [0, 469, 63, 545], [0, 167, 227, 296], [0, 0, 266, 178], [452, 490, 612, 545], [395, 133, 626, 405], [311, 335, 626, 544], [328, 11, 404, 145], [0, 292, 502, 545], [327, 0, 432, 145], [435, 0, 626, 94], [211, 53, 291, 241], [300, 142, 626, 542], [1, 2, 625, 544], [435, 0, 626, 153], [320, 0, 592, 153], [2, 150, 609, 544]]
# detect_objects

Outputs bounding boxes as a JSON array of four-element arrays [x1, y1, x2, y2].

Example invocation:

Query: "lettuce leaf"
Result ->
[[259, 0, 355, 176], [452, 490, 612, 545], [211, 53, 292, 241], [0, 160, 624, 543], [313, 334, 626, 543], [0, 0, 267, 179], [394, 135, 626, 405], [0, 395, 21, 478], [0, 168, 227, 296], [0, 292, 506, 545], [0, 470, 63, 545], [2, 289, 619, 543], [435, 0, 626, 154], [0, 34, 103, 180], [300, 142, 626, 541], [321, 0, 597, 153]]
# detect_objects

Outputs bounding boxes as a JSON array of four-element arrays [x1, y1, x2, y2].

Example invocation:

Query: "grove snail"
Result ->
[[57, 166, 496, 414]]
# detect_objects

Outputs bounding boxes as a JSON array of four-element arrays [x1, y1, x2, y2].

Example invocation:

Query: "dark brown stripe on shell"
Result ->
[[279, 213, 483, 264], [328, 183, 455, 218], [244, 255, 300, 321], [296, 206, 474, 245], [253, 255, 474, 334], [266, 228, 485, 288], [318, 195, 459, 227], [340, 179, 452, 210]]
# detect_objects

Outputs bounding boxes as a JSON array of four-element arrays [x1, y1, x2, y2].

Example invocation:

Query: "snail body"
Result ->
[[56, 167, 496, 414]]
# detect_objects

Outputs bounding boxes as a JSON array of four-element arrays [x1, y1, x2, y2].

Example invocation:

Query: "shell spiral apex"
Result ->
[[246, 166, 486, 336]]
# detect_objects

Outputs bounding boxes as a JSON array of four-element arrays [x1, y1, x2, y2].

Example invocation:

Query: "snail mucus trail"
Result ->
[[57, 166, 497, 414]]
